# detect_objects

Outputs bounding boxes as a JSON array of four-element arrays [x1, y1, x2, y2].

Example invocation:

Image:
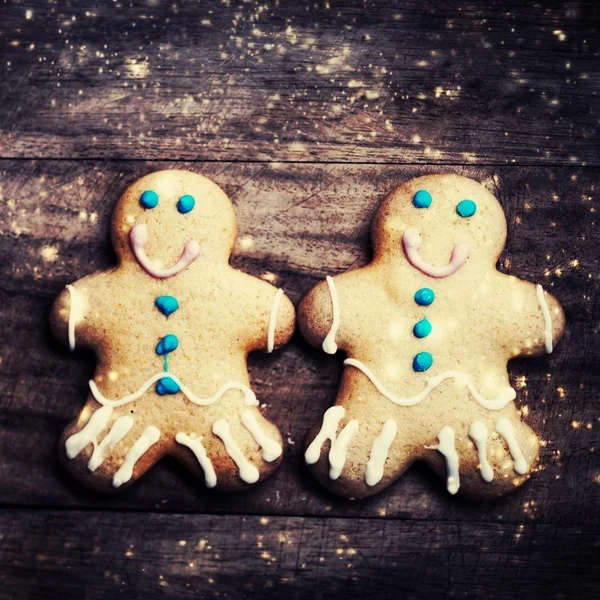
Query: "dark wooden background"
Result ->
[[1, 1, 599, 598]]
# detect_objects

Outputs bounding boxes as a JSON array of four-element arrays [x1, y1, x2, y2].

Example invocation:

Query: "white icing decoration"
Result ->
[[65, 405, 113, 459], [305, 405, 345, 465], [344, 358, 516, 411], [88, 416, 134, 472], [176, 432, 217, 488], [496, 417, 527, 475], [536, 284, 553, 354], [113, 425, 160, 488], [267, 288, 284, 353], [468, 421, 494, 482], [322, 275, 340, 354], [212, 419, 260, 484], [66, 284, 86, 352], [365, 419, 397, 487], [89, 373, 258, 408], [328, 419, 359, 480], [241, 410, 282, 462], [426, 425, 460, 495]]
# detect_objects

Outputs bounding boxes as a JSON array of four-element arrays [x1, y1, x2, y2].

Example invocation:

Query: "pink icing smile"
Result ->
[[402, 228, 468, 278], [129, 223, 201, 279]]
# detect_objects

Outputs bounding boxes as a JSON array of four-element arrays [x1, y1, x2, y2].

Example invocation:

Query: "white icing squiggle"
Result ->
[[496, 417, 527, 475], [344, 358, 516, 411], [176, 432, 217, 488], [426, 425, 460, 495], [328, 419, 359, 480], [241, 410, 282, 462], [88, 416, 134, 472], [89, 373, 258, 408], [365, 419, 397, 487], [66, 284, 85, 352], [65, 405, 113, 459], [305, 405, 345, 465], [212, 419, 260, 484], [536, 284, 553, 354], [267, 289, 284, 353], [113, 425, 160, 488], [403, 228, 469, 278], [468, 421, 494, 482], [322, 275, 340, 355]]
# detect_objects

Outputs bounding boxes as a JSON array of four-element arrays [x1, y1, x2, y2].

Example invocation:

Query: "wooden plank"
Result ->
[[0, 509, 597, 599], [0, 160, 598, 524], [0, 0, 598, 164]]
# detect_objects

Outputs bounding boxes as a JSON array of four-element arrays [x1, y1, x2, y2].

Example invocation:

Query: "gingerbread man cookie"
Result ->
[[51, 170, 295, 493], [299, 174, 565, 499]]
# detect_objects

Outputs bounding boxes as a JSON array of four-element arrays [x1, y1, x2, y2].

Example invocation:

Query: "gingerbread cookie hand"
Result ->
[[299, 174, 565, 500], [51, 170, 295, 493]]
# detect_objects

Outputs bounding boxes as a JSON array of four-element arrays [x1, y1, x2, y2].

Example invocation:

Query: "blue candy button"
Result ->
[[413, 318, 432, 339], [156, 334, 179, 355], [140, 190, 159, 209], [414, 288, 435, 306], [413, 190, 432, 208], [456, 199, 477, 217], [177, 194, 196, 214], [413, 352, 433, 372], [156, 376, 180, 395], [156, 296, 179, 317]]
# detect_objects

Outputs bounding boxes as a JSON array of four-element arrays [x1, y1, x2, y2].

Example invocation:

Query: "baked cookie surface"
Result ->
[[299, 174, 565, 499], [51, 170, 295, 493]]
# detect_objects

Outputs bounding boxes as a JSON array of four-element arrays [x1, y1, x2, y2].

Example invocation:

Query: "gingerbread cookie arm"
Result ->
[[298, 276, 342, 354], [497, 276, 566, 357]]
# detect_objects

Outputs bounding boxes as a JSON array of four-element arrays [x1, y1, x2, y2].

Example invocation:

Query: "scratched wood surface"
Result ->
[[0, 0, 599, 598]]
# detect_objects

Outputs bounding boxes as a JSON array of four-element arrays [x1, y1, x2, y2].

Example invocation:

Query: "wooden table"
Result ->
[[1, 1, 598, 597]]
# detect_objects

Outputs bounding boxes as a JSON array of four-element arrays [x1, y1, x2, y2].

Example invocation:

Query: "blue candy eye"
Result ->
[[177, 194, 195, 214], [140, 190, 159, 209], [413, 190, 432, 208], [456, 199, 476, 217]]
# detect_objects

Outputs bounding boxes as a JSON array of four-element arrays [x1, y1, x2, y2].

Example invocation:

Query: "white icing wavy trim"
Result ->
[[89, 372, 258, 408], [113, 426, 160, 488], [212, 419, 260, 484], [344, 358, 516, 411], [176, 432, 217, 488], [496, 417, 527, 475], [66, 284, 86, 352], [322, 275, 340, 355], [425, 425, 460, 495], [267, 288, 284, 353], [536, 284, 553, 354]]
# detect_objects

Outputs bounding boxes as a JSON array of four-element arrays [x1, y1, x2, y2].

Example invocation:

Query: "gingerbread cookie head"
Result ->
[[299, 174, 565, 501], [112, 170, 237, 276], [51, 170, 295, 493], [372, 174, 508, 275]]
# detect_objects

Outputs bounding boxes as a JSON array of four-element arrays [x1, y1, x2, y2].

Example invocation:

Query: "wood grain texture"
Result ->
[[0, 509, 597, 599], [1, 160, 598, 530], [0, 0, 598, 164]]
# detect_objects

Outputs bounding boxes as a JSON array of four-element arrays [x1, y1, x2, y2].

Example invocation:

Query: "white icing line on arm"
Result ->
[[176, 432, 217, 488], [65, 405, 113, 459], [241, 410, 282, 462], [212, 419, 260, 484], [536, 284, 553, 354], [89, 373, 258, 408], [113, 425, 160, 488], [267, 288, 284, 353], [328, 419, 359, 480], [66, 284, 85, 352], [425, 425, 460, 495], [403, 228, 469, 278], [468, 421, 494, 482], [496, 417, 527, 475], [322, 276, 340, 355], [344, 358, 516, 411], [305, 405, 345, 465], [365, 419, 397, 487], [88, 416, 134, 472]]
